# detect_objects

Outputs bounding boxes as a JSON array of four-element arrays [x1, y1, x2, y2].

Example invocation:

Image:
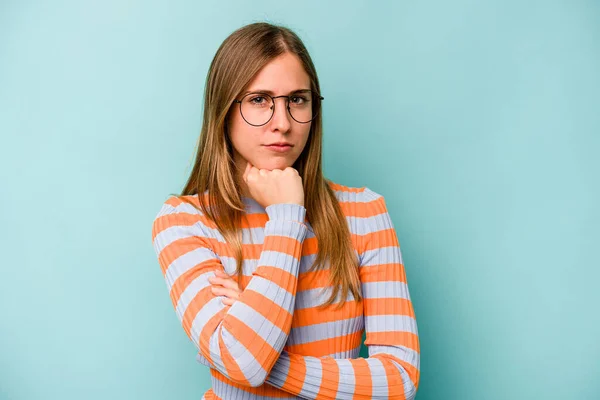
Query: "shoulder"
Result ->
[[326, 181, 394, 258], [153, 193, 206, 219], [151, 192, 213, 241], [326, 180, 386, 213]]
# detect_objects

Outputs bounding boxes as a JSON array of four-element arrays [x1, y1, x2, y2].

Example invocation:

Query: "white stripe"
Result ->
[[364, 315, 418, 335], [174, 271, 213, 318], [361, 281, 410, 299], [163, 247, 218, 291]]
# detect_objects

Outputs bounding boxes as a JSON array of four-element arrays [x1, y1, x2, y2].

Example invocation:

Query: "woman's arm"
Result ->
[[261, 190, 420, 399], [152, 196, 308, 387]]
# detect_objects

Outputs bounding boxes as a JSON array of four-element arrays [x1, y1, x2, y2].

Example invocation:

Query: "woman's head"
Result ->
[[228, 52, 315, 182], [182, 22, 362, 308], [189, 22, 324, 199]]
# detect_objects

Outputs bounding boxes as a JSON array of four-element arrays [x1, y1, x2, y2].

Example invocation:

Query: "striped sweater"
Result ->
[[151, 182, 420, 399]]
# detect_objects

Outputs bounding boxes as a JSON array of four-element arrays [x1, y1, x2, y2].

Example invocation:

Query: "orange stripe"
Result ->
[[293, 300, 362, 327], [351, 358, 372, 399], [198, 310, 224, 366], [318, 357, 340, 398], [301, 236, 318, 256], [164, 195, 183, 208], [280, 352, 306, 394], [166, 193, 216, 222], [207, 233, 306, 259], [327, 181, 365, 193], [241, 212, 269, 228], [338, 196, 385, 219], [363, 297, 415, 318], [182, 286, 212, 337], [209, 367, 295, 397], [217, 325, 252, 385], [373, 355, 407, 400], [157, 235, 215, 275], [359, 263, 407, 283], [362, 228, 401, 252], [286, 330, 363, 357], [262, 234, 304, 256], [202, 387, 217, 400], [375, 353, 420, 392], [228, 266, 342, 292], [222, 316, 280, 371], [241, 289, 293, 332], [297, 269, 332, 291], [197, 309, 251, 384], [338, 201, 371, 218], [168, 262, 213, 307], [152, 208, 205, 239], [251, 265, 297, 293], [209, 239, 262, 259], [365, 331, 420, 354]]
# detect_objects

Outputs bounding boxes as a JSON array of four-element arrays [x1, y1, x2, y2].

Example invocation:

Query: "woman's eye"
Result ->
[[250, 96, 265, 104], [290, 96, 307, 104]]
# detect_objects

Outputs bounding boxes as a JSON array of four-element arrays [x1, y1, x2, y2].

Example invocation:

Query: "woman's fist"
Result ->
[[208, 270, 242, 306], [242, 161, 304, 208]]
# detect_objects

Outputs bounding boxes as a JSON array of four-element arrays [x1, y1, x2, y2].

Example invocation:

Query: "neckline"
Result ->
[[242, 196, 264, 209]]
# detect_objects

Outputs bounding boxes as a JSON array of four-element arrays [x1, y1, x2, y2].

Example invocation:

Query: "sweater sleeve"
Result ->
[[262, 190, 420, 399], [151, 196, 308, 387]]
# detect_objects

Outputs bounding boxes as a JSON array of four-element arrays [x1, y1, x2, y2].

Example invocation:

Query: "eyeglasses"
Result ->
[[233, 90, 324, 126]]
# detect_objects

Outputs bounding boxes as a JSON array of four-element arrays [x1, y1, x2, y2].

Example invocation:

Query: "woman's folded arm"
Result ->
[[152, 197, 308, 387]]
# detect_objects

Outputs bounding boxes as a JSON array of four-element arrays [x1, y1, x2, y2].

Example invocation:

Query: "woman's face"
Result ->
[[227, 52, 312, 176]]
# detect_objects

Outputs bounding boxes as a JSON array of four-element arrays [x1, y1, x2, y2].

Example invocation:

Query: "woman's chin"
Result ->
[[254, 159, 293, 171]]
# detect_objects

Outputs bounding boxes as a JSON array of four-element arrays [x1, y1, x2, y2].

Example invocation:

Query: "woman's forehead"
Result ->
[[245, 53, 311, 93]]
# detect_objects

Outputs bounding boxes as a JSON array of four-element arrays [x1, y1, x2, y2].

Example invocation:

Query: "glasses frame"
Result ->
[[233, 90, 324, 127]]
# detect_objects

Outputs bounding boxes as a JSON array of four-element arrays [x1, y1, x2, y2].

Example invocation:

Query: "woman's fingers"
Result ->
[[209, 271, 241, 305], [221, 297, 236, 306], [209, 274, 241, 293], [210, 285, 240, 300]]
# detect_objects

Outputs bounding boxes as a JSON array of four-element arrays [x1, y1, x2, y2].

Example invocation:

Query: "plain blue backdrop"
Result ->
[[1, 1, 599, 399]]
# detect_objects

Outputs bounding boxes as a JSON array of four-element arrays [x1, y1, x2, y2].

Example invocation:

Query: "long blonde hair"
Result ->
[[178, 22, 361, 309]]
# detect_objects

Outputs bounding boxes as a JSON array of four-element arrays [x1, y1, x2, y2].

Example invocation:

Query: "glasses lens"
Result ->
[[289, 91, 318, 123], [240, 93, 274, 126], [239, 91, 321, 125]]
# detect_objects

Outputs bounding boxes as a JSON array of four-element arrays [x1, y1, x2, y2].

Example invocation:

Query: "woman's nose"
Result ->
[[270, 98, 292, 130]]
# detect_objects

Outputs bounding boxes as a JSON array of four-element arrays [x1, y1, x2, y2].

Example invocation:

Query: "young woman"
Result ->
[[151, 22, 420, 399]]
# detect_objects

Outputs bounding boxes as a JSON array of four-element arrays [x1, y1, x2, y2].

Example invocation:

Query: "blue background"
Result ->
[[1, 1, 599, 399]]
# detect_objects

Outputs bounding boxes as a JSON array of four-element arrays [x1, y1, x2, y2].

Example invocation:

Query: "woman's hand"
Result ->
[[208, 270, 242, 306], [243, 161, 304, 208]]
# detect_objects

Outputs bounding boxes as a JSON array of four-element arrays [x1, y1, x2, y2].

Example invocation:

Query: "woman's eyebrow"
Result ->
[[243, 88, 311, 95]]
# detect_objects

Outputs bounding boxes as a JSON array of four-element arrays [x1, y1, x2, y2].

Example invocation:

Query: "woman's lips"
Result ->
[[264, 144, 293, 153]]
